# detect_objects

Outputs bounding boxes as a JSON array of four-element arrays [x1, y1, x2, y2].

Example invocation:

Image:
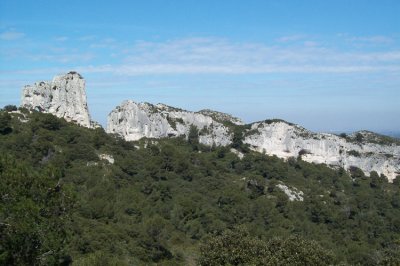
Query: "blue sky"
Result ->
[[0, 0, 399, 132]]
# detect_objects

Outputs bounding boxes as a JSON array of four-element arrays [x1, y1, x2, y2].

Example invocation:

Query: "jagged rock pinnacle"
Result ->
[[21, 71, 95, 128]]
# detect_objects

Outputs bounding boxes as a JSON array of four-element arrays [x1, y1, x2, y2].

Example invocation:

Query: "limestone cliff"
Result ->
[[243, 120, 400, 182], [197, 109, 244, 125], [21, 72, 94, 128], [20, 72, 399, 181], [107, 101, 399, 181], [106, 100, 241, 146]]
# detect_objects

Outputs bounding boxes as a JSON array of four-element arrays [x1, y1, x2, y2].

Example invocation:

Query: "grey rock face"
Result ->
[[22, 72, 397, 181], [106, 100, 238, 146], [197, 109, 244, 125], [21, 72, 94, 128], [107, 102, 399, 181], [243, 121, 400, 182]]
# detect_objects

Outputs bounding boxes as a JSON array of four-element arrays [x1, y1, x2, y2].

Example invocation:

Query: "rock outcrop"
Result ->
[[19, 72, 399, 181], [106, 100, 242, 146], [21, 72, 94, 128], [276, 183, 304, 202], [197, 109, 244, 125], [107, 101, 399, 181], [243, 120, 400, 182]]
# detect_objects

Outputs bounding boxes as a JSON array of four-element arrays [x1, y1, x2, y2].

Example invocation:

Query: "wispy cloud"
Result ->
[[0, 30, 25, 41], [78, 35, 96, 41], [89, 38, 118, 49], [2, 36, 399, 76], [75, 64, 400, 76], [276, 34, 306, 42], [347, 35, 393, 44], [93, 37, 399, 75], [28, 52, 95, 63], [54, 36, 69, 42]]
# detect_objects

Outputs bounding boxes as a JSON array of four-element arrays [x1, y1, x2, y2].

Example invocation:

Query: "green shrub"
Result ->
[[348, 150, 361, 157]]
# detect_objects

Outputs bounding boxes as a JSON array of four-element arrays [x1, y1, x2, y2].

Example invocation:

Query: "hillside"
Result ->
[[1, 107, 400, 265]]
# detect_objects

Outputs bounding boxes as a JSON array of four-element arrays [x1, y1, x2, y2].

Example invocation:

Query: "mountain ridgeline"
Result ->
[[20, 72, 400, 182], [1, 72, 400, 265]]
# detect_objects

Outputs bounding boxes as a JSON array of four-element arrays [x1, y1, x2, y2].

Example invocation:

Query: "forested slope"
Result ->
[[1, 107, 400, 265]]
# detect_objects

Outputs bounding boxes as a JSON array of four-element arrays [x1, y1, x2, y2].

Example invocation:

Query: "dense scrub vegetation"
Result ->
[[1, 108, 400, 265]]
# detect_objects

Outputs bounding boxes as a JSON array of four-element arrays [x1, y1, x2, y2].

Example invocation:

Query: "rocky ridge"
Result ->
[[107, 102, 399, 181], [197, 109, 244, 125], [19, 72, 400, 181], [21, 72, 95, 128], [106, 100, 241, 146], [243, 120, 400, 181]]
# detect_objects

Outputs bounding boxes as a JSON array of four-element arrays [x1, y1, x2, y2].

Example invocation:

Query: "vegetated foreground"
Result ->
[[1, 107, 400, 265]]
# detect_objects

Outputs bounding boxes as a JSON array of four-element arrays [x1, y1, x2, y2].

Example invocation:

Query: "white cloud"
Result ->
[[54, 36, 69, 42], [276, 34, 306, 42], [346, 35, 393, 44], [2, 36, 400, 76], [28, 52, 95, 63], [303, 41, 318, 47], [89, 38, 118, 49], [0, 30, 25, 41], [74, 64, 400, 76], [78, 35, 96, 41], [97, 37, 399, 75]]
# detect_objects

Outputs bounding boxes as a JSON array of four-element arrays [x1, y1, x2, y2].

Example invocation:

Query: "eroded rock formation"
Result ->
[[106, 100, 242, 146], [19, 72, 399, 181], [244, 120, 400, 181], [21, 71, 94, 128]]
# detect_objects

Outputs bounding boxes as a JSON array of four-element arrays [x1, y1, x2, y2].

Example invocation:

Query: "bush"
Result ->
[[3, 105, 18, 112], [349, 166, 365, 178], [198, 227, 335, 266], [267, 236, 335, 265], [0, 112, 12, 134], [348, 150, 361, 157], [40, 114, 63, 130], [298, 149, 311, 156], [355, 133, 364, 142], [188, 125, 199, 149], [198, 226, 269, 266], [0, 156, 73, 265]]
